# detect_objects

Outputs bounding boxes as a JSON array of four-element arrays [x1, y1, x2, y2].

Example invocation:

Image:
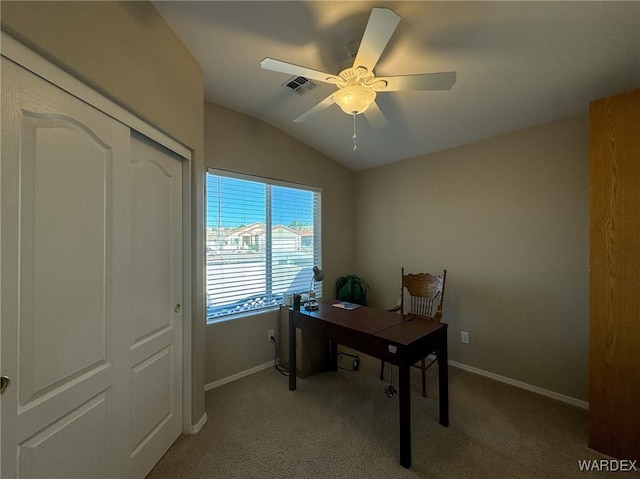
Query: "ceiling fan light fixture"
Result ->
[[333, 86, 376, 115]]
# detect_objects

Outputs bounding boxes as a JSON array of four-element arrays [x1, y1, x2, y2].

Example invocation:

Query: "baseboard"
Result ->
[[204, 361, 273, 391], [190, 412, 208, 434], [203, 358, 588, 409], [448, 360, 589, 410]]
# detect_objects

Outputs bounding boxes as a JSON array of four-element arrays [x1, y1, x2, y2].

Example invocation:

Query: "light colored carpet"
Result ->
[[147, 354, 637, 479]]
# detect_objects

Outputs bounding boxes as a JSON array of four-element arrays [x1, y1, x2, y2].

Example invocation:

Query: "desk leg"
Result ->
[[329, 341, 338, 372], [398, 364, 411, 468], [289, 310, 297, 391], [438, 333, 449, 427]]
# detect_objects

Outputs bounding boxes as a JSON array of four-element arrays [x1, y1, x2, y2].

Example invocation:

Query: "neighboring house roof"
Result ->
[[228, 222, 305, 236], [274, 224, 303, 235], [228, 222, 264, 236]]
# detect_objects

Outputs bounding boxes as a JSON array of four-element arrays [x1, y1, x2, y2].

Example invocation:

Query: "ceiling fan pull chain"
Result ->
[[352, 112, 358, 151]]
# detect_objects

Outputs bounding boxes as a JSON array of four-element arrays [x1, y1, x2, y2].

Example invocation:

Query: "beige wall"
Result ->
[[204, 102, 355, 385], [1, 1, 206, 425], [355, 115, 589, 400]]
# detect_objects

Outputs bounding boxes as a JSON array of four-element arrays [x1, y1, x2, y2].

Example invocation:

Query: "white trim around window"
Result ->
[[205, 168, 322, 322]]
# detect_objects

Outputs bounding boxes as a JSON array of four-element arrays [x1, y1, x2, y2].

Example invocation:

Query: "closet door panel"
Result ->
[[128, 134, 183, 479], [1, 57, 130, 479]]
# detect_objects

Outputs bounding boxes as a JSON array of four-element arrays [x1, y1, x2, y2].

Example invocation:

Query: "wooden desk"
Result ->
[[288, 301, 449, 468]]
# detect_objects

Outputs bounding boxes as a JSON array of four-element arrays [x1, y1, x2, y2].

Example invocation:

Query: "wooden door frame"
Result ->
[[588, 88, 640, 461], [1, 33, 195, 433]]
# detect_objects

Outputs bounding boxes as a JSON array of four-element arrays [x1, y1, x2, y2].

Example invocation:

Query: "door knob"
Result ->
[[174, 304, 181, 313], [0, 376, 9, 396]]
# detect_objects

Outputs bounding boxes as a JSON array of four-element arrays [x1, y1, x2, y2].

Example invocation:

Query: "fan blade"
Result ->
[[378, 72, 457, 91], [261, 58, 337, 84], [353, 8, 401, 72], [363, 101, 388, 130], [293, 94, 335, 123]]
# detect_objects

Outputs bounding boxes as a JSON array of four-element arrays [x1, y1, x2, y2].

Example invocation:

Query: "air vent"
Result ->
[[282, 76, 318, 96]]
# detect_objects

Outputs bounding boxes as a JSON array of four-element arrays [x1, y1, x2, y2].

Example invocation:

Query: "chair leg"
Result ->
[[421, 358, 427, 397], [380, 360, 385, 380]]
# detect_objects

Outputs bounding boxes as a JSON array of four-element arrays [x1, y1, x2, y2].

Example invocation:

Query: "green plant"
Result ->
[[335, 274, 369, 306]]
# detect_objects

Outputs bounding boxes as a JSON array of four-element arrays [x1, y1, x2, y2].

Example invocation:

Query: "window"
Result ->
[[206, 169, 322, 321]]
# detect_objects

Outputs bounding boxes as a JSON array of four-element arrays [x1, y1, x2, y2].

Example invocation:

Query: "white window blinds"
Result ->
[[206, 169, 322, 320]]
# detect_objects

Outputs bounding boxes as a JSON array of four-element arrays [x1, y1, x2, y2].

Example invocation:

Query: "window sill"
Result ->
[[206, 306, 280, 325]]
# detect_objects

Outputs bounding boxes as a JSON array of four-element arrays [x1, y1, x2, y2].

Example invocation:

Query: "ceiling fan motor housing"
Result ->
[[329, 67, 388, 114]]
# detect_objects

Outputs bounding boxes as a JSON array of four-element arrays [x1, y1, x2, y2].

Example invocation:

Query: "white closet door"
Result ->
[[127, 133, 183, 478], [1, 56, 183, 479], [1, 56, 131, 479]]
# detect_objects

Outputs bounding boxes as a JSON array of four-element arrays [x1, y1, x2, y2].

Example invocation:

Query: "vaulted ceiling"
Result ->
[[153, 1, 640, 171]]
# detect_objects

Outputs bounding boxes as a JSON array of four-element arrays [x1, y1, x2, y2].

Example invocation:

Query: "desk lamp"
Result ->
[[304, 266, 324, 311]]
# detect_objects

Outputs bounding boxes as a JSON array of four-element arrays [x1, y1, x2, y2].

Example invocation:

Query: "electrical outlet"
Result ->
[[268, 329, 275, 342], [461, 331, 469, 344]]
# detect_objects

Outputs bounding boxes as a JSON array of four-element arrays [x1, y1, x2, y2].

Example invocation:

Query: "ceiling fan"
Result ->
[[260, 7, 457, 132]]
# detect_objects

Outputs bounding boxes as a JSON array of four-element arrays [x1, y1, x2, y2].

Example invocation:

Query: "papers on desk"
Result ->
[[332, 301, 361, 310]]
